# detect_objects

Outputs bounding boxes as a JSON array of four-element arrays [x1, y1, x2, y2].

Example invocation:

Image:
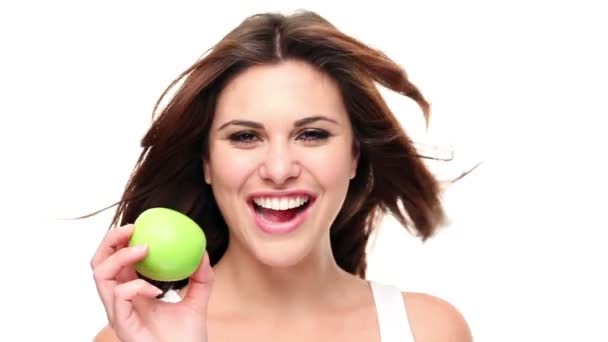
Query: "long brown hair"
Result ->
[[83, 10, 474, 293]]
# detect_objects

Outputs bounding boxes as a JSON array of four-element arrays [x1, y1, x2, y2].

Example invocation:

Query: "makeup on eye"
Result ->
[[227, 130, 261, 147], [297, 128, 331, 141]]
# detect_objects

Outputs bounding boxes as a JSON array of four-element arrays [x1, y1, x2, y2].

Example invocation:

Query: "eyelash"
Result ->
[[298, 129, 330, 141], [229, 131, 259, 144], [228, 129, 331, 145]]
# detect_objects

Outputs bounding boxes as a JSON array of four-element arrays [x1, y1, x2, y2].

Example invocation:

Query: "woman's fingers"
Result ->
[[181, 252, 214, 314], [90, 224, 135, 269], [94, 245, 148, 282], [93, 244, 149, 313], [112, 279, 163, 334]]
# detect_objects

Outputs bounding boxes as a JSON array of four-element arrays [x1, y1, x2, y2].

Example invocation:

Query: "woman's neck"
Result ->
[[207, 237, 353, 318]]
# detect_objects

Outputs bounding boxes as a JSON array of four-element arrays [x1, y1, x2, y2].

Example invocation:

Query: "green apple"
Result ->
[[129, 207, 206, 282]]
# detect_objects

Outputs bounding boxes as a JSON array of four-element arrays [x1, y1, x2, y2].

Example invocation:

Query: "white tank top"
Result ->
[[161, 280, 415, 341], [369, 281, 415, 341]]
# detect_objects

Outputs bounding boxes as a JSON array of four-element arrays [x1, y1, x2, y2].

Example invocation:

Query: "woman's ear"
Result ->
[[350, 141, 360, 180]]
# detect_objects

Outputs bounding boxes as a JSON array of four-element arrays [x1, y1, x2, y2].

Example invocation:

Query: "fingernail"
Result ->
[[133, 244, 147, 252]]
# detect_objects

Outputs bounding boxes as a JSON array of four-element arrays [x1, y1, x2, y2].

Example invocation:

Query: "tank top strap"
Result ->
[[370, 281, 415, 342]]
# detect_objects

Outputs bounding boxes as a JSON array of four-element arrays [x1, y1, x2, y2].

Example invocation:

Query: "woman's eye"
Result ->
[[297, 129, 330, 142], [229, 131, 260, 145]]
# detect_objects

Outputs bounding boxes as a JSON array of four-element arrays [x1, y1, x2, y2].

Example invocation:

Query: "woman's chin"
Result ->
[[251, 242, 312, 269]]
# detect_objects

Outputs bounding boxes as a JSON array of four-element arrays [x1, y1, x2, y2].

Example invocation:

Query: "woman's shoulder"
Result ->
[[401, 291, 473, 342]]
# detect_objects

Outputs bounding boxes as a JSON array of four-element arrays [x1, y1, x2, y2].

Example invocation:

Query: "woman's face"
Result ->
[[204, 60, 358, 267]]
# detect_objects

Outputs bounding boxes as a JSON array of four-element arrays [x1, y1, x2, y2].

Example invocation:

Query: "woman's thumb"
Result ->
[[181, 252, 214, 313]]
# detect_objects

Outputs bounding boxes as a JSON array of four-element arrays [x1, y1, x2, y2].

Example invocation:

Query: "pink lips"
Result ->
[[246, 190, 316, 235]]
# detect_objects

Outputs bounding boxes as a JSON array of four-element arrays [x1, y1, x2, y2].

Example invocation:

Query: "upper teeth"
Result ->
[[253, 196, 309, 210]]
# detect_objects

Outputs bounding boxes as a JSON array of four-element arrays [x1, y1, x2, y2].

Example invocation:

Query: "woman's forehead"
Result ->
[[213, 61, 348, 125]]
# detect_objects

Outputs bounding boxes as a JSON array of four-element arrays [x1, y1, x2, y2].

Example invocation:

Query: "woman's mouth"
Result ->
[[248, 193, 316, 234]]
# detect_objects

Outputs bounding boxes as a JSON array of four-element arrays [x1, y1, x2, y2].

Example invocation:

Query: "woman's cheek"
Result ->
[[209, 147, 261, 186], [301, 145, 353, 185]]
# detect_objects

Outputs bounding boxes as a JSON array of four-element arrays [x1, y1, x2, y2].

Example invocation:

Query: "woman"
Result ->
[[91, 10, 473, 341]]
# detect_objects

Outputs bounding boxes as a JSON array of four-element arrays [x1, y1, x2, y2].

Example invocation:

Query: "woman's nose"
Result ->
[[257, 143, 301, 185]]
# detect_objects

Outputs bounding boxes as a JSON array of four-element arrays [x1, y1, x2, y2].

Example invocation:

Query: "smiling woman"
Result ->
[[87, 9, 473, 342], [204, 60, 360, 268]]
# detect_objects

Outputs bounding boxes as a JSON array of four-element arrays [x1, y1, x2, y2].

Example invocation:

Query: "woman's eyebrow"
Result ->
[[294, 115, 339, 127], [217, 115, 339, 131], [218, 120, 263, 131]]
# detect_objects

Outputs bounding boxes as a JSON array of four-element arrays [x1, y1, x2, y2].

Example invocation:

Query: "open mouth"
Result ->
[[247, 193, 316, 234], [252, 196, 312, 223]]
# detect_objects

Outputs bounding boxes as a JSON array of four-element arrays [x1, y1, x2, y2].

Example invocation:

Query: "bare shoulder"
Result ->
[[402, 292, 473, 342], [93, 325, 119, 342]]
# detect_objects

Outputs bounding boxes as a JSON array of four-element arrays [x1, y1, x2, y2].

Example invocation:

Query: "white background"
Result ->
[[1, 1, 606, 341]]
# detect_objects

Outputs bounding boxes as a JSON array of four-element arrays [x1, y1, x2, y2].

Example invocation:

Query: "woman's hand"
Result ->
[[91, 224, 213, 342]]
